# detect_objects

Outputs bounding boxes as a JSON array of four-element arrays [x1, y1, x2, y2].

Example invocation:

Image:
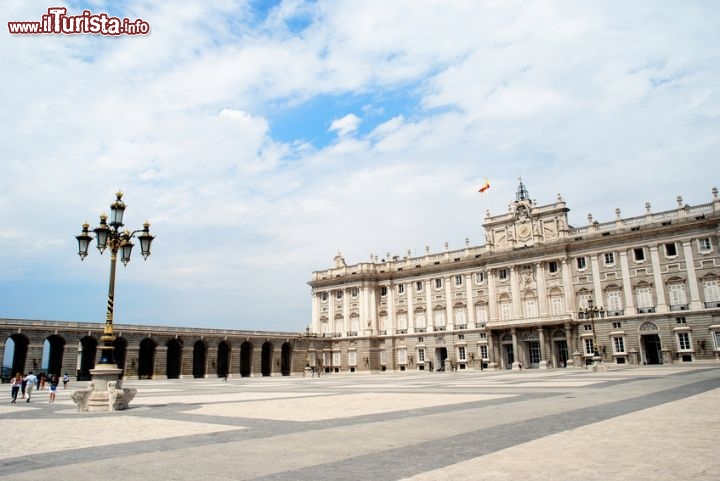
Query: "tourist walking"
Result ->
[[24, 372, 37, 402], [10, 373, 22, 403], [39, 372, 46, 390], [63, 373, 69, 389], [49, 374, 59, 403]]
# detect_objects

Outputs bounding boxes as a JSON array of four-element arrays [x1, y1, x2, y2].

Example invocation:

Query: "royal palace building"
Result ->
[[308, 182, 720, 373]]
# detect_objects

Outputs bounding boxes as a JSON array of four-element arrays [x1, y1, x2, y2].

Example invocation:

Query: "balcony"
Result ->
[[455, 324, 467, 330], [705, 301, 720, 308], [396, 329, 408, 334], [415, 328, 427, 333], [669, 304, 688, 311], [433, 326, 447, 332], [347, 331, 358, 337], [606, 309, 625, 317], [637, 307, 656, 314]]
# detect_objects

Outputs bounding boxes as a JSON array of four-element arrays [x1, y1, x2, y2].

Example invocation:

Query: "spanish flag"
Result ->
[[478, 178, 491, 193]]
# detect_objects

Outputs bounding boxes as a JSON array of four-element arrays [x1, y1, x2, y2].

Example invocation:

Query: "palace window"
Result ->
[[606, 291, 623, 312], [350, 287, 358, 298], [479, 345, 488, 360], [416, 281, 424, 292], [584, 338, 595, 356], [475, 272, 485, 284], [612, 321, 622, 329], [397, 348, 407, 364], [676, 317, 686, 324], [397, 313, 408, 331], [500, 302, 512, 320], [435, 278, 443, 289], [698, 238, 712, 252], [457, 346, 467, 361], [524, 298, 538, 318], [417, 348, 425, 363], [551, 295, 564, 315], [668, 283, 687, 306], [577, 292, 592, 310], [713, 330, 720, 350], [321, 292, 329, 302], [677, 332, 692, 351], [336, 290, 343, 300], [576, 257, 587, 270], [613, 337, 626, 354], [380, 350, 387, 365], [414, 311, 426, 330], [434, 309, 446, 327], [378, 313, 387, 332], [348, 350, 357, 366], [548, 261, 558, 273], [398, 283, 405, 295], [332, 351, 341, 366], [636, 287, 653, 309], [604, 252, 615, 266], [704, 279, 720, 303], [454, 275, 463, 287], [584, 324, 593, 331], [454, 306, 466, 325], [498, 269, 508, 280], [380, 287, 387, 297], [665, 243, 677, 257], [475, 304, 488, 323], [633, 248, 646, 262]]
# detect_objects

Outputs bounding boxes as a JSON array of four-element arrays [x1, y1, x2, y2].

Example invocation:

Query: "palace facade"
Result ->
[[308, 182, 720, 372]]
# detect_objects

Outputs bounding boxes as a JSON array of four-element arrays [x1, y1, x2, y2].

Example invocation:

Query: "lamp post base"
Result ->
[[71, 365, 137, 412]]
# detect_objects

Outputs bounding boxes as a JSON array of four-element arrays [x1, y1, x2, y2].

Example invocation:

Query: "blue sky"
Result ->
[[1, 0, 718, 333]]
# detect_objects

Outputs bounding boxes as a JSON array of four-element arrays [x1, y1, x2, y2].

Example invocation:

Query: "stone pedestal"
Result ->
[[71, 365, 137, 412]]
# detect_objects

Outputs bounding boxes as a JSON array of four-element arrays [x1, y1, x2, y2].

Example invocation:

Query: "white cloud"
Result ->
[[0, 0, 718, 331], [329, 113, 361, 137]]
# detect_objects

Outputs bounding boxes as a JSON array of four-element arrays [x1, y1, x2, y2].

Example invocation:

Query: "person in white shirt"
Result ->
[[24, 372, 37, 402]]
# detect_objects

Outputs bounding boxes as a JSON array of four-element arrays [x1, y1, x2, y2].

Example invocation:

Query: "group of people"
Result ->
[[9, 372, 70, 403]]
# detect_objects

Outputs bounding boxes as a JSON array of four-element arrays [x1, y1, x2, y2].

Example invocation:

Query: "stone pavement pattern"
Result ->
[[0, 365, 718, 481]]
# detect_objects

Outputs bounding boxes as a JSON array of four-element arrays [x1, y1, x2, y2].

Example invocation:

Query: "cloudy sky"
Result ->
[[1, 0, 718, 333]]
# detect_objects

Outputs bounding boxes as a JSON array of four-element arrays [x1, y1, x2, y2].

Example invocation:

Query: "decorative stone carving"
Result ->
[[71, 379, 137, 412]]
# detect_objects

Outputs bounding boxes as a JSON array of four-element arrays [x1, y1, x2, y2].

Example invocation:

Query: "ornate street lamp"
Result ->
[[579, 297, 604, 365], [75, 191, 155, 367]]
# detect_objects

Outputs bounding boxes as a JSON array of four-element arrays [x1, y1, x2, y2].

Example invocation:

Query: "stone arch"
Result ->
[[639, 321, 659, 333], [521, 330, 539, 341], [138, 337, 157, 379], [77, 336, 98, 381], [43, 334, 65, 378], [113, 336, 128, 379], [217, 341, 231, 379], [280, 342, 292, 376], [4, 333, 29, 378], [192, 340, 207, 378], [166, 338, 183, 379], [240, 341, 253, 377], [261, 341, 274, 376], [551, 328, 567, 339]]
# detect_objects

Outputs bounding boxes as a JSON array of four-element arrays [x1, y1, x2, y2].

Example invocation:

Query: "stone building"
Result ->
[[308, 182, 720, 372], [1, 319, 330, 381]]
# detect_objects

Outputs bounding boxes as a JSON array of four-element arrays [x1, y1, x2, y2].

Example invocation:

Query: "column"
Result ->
[[561, 258, 575, 313], [425, 280, 432, 330], [388, 284, 396, 335], [342, 288, 350, 336], [619, 250, 636, 315], [445, 276, 453, 330], [510, 265, 522, 319], [488, 269, 498, 321], [406, 285, 414, 334], [538, 327, 548, 369], [649, 245, 668, 313], [328, 292, 335, 336], [682, 241, 703, 309], [511, 328, 520, 370], [535, 262, 548, 316], [311, 292, 320, 333], [590, 254, 603, 307], [359, 285, 367, 334], [465, 273, 475, 327], [487, 330, 497, 370], [565, 321, 578, 368]]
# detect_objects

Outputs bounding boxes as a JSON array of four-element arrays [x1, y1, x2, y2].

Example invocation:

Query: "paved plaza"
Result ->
[[1, 365, 718, 480]]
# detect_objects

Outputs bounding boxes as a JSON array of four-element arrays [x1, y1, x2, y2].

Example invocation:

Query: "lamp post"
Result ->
[[302, 325, 316, 377], [579, 297, 604, 366], [76, 191, 155, 367]]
